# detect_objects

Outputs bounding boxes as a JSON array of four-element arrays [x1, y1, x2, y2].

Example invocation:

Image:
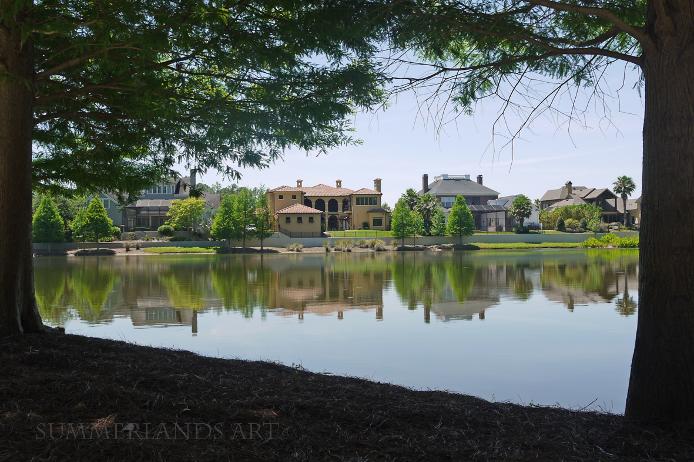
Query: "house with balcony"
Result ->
[[267, 178, 389, 235], [419, 173, 513, 231]]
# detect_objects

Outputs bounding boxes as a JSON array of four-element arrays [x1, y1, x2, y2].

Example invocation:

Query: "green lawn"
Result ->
[[143, 246, 217, 254], [470, 242, 583, 250], [327, 230, 394, 238]]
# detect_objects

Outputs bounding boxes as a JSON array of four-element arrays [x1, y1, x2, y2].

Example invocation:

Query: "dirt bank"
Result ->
[[1, 333, 691, 461]]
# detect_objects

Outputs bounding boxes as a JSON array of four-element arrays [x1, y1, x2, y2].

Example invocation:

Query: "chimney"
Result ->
[[477, 175, 483, 185], [189, 168, 197, 189], [373, 178, 382, 193], [297, 179, 303, 188], [336, 179, 342, 188], [422, 174, 429, 193], [565, 180, 573, 195]]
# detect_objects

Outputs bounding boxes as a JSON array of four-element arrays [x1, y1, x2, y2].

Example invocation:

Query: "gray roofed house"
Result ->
[[419, 173, 511, 231], [540, 181, 640, 225]]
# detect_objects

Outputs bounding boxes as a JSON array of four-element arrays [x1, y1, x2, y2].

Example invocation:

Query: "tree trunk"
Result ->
[[0, 18, 44, 335], [622, 196, 628, 226], [625, 7, 694, 422]]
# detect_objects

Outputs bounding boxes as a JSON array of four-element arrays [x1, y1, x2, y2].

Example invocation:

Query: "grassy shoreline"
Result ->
[[1, 333, 690, 461]]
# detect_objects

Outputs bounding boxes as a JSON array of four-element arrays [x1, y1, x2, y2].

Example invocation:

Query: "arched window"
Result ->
[[304, 198, 312, 208], [342, 198, 350, 211], [315, 199, 325, 211], [328, 199, 338, 212]]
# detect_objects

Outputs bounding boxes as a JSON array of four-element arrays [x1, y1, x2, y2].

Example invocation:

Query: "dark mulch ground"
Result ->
[[1, 334, 692, 461]]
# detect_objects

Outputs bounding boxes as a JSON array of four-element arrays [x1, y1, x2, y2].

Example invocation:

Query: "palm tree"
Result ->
[[613, 176, 636, 226]]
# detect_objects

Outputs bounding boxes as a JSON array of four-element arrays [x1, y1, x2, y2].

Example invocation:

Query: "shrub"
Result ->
[[111, 226, 121, 240], [579, 218, 588, 230], [287, 243, 303, 252], [581, 233, 639, 248], [556, 217, 566, 232], [513, 225, 528, 234], [564, 218, 581, 232], [357, 239, 370, 248], [334, 240, 353, 252], [169, 235, 189, 242], [158, 224, 175, 237], [124, 232, 136, 241], [540, 204, 602, 230]]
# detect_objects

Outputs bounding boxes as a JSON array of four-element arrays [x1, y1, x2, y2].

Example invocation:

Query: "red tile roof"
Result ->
[[270, 185, 303, 192], [301, 184, 354, 197], [276, 203, 323, 214]]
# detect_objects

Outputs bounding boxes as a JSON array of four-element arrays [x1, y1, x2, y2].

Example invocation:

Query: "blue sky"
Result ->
[[196, 67, 644, 206]]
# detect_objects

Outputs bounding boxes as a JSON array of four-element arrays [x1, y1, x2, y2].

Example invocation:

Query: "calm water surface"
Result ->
[[36, 250, 639, 412]]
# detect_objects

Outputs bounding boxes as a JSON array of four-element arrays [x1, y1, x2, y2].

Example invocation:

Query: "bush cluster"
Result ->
[[157, 224, 175, 237], [541, 204, 601, 231], [582, 234, 639, 248]]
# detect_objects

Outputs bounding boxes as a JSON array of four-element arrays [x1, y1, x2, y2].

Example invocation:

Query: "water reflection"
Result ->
[[35, 250, 639, 331]]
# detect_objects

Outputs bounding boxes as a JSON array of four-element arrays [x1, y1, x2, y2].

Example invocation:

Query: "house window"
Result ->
[[279, 194, 284, 199], [292, 195, 297, 199], [285, 216, 291, 224], [356, 196, 378, 206], [372, 218, 383, 227], [297, 216, 303, 224], [308, 216, 314, 223]]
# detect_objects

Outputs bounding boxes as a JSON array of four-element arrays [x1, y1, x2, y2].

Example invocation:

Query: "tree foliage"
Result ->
[[71, 198, 113, 242], [391, 199, 417, 246], [211, 195, 238, 244], [613, 175, 636, 225], [509, 195, 533, 228], [540, 204, 601, 230], [26, 0, 386, 196], [32, 196, 65, 243], [431, 207, 447, 237], [166, 198, 206, 232], [415, 193, 440, 236], [446, 196, 474, 244], [254, 193, 275, 250]]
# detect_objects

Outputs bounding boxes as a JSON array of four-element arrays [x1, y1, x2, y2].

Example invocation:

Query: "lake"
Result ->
[[35, 249, 639, 413]]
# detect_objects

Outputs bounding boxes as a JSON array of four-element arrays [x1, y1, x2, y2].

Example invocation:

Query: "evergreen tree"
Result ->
[[446, 196, 474, 246], [233, 189, 256, 249], [210, 196, 238, 247], [391, 199, 413, 247], [32, 196, 65, 243], [254, 194, 274, 252], [431, 208, 447, 237], [71, 198, 113, 243], [613, 176, 637, 226]]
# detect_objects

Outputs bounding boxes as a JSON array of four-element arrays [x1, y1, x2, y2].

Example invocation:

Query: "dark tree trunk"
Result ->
[[625, 2, 694, 422], [0, 16, 44, 335], [622, 195, 628, 226]]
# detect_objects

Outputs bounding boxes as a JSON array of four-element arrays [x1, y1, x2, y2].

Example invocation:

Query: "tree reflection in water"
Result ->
[[35, 250, 639, 328]]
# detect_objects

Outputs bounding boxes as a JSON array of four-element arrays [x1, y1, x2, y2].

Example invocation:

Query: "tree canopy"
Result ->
[[27, 0, 386, 196], [509, 195, 533, 228], [70, 198, 114, 242], [446, 195, 474, 244]]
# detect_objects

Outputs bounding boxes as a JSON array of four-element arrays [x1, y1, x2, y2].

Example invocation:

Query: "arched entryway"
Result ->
[[304, 198, 312, 207], [342, 198, 350, 211], [328, 215, 338, 231], [328, 199, 338, 212], [315, 199, 325, 211]]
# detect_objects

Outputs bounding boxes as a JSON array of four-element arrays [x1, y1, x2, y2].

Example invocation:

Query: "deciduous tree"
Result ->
[[509, 195, 533, 229], [446, 196, 474, 246], [0, 0, 384, 335], [254, 194, 275, 252], [167, 198, 206, 233]]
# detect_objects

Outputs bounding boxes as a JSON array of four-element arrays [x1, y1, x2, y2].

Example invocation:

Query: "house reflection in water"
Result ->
[[33, 250, 640, 332]]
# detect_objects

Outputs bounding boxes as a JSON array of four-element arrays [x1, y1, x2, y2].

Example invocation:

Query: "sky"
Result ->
[[194, 67, 644, 207]]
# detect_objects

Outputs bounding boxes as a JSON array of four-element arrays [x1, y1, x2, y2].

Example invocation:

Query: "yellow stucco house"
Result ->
[[267, 179, 389, 235]]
